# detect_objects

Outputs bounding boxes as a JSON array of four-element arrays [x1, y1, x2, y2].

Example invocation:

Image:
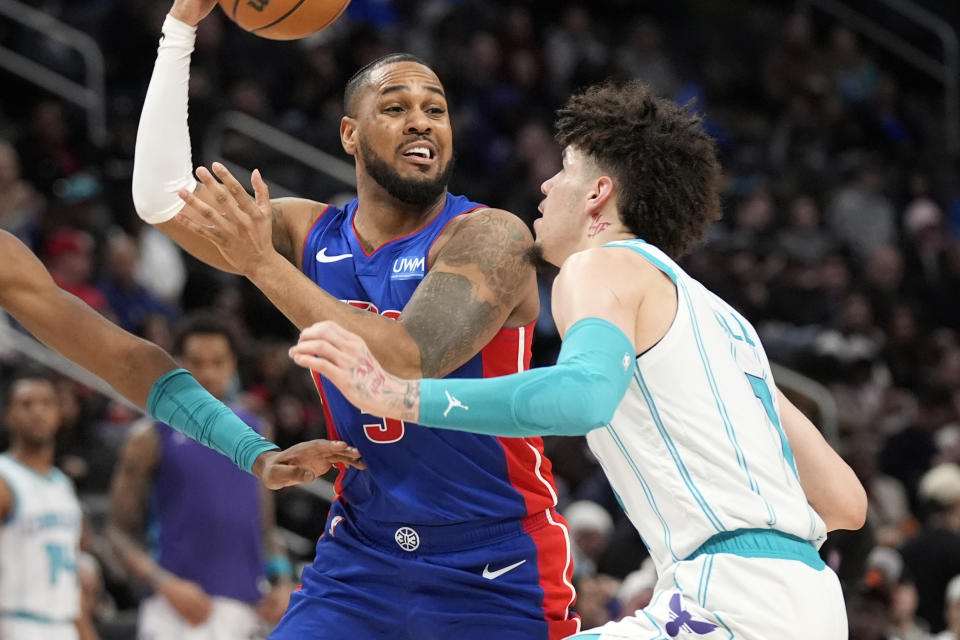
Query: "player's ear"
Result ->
[[586, 175, 615, 215], [340, 116, 358, 156]]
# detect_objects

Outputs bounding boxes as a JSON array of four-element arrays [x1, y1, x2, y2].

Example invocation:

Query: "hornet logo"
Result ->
[[665, 593, 717, 637]]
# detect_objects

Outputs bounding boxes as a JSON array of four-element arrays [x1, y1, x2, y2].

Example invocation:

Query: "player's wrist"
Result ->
[[245, 249, 287, 284], [251, 449, 277, 480], [147, 563, 173, 591], [162, 13, 199, 39]]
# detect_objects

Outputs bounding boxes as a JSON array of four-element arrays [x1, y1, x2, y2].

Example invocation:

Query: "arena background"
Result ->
[[1, 0, 959, 637]]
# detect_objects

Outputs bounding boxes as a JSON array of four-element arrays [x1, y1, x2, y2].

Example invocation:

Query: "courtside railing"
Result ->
[[799, 0, 959, 156], [203, 110, 357, 198], [0, 0, 107, 146]]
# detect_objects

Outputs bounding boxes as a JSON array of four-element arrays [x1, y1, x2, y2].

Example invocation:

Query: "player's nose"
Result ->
[[404, 110, 432, 135]]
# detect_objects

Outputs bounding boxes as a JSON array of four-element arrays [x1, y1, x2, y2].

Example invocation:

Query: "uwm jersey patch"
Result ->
[[301, 194, 559, 525]]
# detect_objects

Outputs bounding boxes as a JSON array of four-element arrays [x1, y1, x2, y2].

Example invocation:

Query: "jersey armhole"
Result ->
[[299, 204, 333, 271], [0, 473, 19, 525]]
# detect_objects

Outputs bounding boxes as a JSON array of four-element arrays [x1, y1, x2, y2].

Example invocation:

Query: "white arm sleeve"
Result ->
[[131, 14, 199, 224]]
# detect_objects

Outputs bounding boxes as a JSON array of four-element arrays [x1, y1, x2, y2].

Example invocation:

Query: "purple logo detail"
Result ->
[[665, 593, 718, 637]]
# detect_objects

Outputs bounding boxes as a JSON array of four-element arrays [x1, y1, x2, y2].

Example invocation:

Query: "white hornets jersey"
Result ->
[[587, 239, 827, 574], [0, 454, 82, 622]]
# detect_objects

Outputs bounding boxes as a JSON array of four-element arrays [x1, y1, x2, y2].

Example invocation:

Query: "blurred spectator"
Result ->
[[97, 231, 178, 332], [564, 499, 614, 581], [827, 27, 880, 107], [615, 558, 657, 619], [107, 313, 294, 639], [135, 227, 187, 306], [826, 158, 896, 261], [762, 13, 827, 107], [775, 194, 834, 265], [0, 139, 43, 248], [43, 228, 110, 314], [883, 388, 957, 508], [615, 19, 680, 98], [544, 5, 608, 97], [901, 464, 960, 633], [935, 575, 960, 640], [15, 100, 88, 193], [865, 546, 932, 640]]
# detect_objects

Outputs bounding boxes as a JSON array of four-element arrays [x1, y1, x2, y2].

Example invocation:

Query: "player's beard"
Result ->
[[524, 244, 553, 272], [359, 137, 454, 207]]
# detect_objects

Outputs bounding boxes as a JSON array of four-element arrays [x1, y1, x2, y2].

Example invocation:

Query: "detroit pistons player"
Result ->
[[132, 2, 579, 637]]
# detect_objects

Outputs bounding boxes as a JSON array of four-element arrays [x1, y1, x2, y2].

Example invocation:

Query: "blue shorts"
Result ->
[[270, 501, 581, 640]]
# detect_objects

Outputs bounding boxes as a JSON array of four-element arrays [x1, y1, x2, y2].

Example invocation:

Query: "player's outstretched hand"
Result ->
[[169, 0, 219, 26], [176, 163, 275, 277], [289, 321, 421, 423], [253, 439, 366, 490]]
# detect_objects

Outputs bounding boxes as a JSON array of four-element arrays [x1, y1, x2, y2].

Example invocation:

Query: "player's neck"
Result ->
[[353, 185, 447, 252], [583, 215, 634, 250], [9, 442, 55, 475]]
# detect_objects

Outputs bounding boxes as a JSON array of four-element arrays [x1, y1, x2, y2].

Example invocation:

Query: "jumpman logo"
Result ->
[[443, 390, 469, 417], [665, 593, 717, 637]]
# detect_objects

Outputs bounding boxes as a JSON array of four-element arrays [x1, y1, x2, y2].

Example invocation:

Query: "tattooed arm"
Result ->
[[240, 208, 538, 378], [403, 208, 538, 376]]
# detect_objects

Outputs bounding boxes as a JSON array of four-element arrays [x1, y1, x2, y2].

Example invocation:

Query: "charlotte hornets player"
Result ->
[[131, 1, 577, 637], [292, 82, 868, 640], [0, 371, 95, 640]]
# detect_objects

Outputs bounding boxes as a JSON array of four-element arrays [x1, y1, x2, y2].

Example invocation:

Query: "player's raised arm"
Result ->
[[131, 0, 317, 273]]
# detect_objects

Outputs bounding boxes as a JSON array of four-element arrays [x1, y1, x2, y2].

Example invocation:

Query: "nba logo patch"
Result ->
[[391, 255, 426, 281]]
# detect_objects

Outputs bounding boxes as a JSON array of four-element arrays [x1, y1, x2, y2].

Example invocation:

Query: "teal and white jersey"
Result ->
[[0, 454, 81, 622], [587, 239, 827, 575]]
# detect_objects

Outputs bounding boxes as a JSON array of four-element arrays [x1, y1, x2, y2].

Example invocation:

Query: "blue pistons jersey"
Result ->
[[301, 193, 560, 525]]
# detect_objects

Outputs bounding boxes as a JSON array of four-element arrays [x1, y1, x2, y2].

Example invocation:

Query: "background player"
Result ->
[[108, 313, 294, 639], [131, 1, 579, 637], [0, 370, 98, 640], [0, 229, 364, 489], [290, 81, 869, 640]]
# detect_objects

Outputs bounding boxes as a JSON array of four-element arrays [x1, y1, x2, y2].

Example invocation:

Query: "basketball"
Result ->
[[218, 0, 352, 40]]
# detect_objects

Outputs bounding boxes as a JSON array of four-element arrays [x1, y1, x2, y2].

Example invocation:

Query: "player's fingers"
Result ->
[[195, 166, 241, 225], [252, 168, 272, 210], [211, 162, 256, 214], [290, 352, 340, 379], [270, 464, 317, 488], [298, 320, 340, 342], [174, 205, 224, 241], [179, 182, 237, 235], [291, 338, 352, 368]]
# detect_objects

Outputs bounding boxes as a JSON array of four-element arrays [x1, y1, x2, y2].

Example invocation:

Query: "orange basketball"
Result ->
[[218, 0, 351, 40]]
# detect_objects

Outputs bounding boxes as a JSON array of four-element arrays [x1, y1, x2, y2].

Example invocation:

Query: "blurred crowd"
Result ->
[[1, 0, 959, 638]]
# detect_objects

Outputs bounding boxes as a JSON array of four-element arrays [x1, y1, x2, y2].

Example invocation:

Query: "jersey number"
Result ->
[[363, 416, 406, 443], [45, 543, 75, 584], [345, 302, 407, 444]]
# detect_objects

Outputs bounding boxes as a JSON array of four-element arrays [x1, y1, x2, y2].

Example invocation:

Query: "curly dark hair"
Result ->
[[555, 81, 722, 258]]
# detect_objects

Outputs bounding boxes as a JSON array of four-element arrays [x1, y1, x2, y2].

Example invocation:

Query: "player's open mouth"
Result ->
[[401, 144, 436, 166]]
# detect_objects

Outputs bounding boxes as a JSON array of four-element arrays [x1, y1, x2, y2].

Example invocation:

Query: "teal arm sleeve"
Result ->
[[419, 318, 635, 436], [147, 369, 279, 473]]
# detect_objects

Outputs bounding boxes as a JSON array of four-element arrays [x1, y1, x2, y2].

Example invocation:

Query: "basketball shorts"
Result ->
[[270, 500, 581, 640], [137, 593, 261, 640], [568, 540, 847, 640]]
